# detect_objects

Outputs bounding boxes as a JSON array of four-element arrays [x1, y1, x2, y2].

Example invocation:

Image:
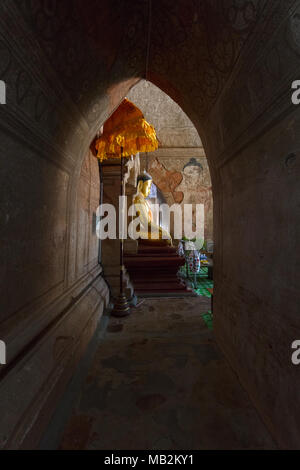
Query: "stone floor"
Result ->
[[51, 297, 276, 450]]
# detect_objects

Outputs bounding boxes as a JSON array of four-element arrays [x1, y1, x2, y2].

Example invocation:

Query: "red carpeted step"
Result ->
[[138, 245, 177, 255], [125, 256, 185, 268], [124, 244, 189, 295], [132, 281, 186, 289]]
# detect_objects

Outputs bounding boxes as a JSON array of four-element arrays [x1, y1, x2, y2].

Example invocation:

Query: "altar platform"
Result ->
[[124, 244, 195, 297]]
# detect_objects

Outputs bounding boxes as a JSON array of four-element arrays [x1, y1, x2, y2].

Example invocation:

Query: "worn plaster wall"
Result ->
[[128, 81, 213, 242], [76, 151, 101, 278]]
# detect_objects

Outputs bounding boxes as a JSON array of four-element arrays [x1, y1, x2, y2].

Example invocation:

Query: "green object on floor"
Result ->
[[179, 265, 214, 298], [202, 310, 213, 329]]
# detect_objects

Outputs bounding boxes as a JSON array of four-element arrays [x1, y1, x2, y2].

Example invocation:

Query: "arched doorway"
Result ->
[[0, 1, 299, 449]]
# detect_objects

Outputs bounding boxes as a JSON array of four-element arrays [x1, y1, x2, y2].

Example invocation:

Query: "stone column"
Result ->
[[101, 155, 139, 299]]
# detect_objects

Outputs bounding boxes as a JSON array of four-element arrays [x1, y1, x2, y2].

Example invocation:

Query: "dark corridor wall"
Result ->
[[0, 0, 299, 448]]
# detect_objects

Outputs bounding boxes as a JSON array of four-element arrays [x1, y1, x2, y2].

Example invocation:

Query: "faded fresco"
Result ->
[[128, 80, 213, 243]]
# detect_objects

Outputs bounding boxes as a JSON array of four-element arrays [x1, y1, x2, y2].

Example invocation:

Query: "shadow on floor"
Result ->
[[40, 296, 276, 450]]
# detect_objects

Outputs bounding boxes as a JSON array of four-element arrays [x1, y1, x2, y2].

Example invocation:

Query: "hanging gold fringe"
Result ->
[[94, 98, 159, 161]]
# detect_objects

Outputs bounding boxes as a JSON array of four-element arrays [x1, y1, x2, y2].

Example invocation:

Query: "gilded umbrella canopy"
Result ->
[[93, 98, 159, 317], [94, 98, 158, 161]]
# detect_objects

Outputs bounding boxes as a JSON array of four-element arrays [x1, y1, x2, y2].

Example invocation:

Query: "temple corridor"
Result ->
[[1, 0, 300, 450], [41, 297, 275, 450]]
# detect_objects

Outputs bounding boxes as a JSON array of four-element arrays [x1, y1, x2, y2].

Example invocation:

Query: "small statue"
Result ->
[[133, 172, 172, 245]]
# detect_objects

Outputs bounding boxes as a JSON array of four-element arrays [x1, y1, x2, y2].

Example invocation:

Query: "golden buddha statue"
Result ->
[[133, 172, 172, 246]]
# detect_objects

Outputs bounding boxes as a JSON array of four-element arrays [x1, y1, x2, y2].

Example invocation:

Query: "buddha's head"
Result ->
[[182, 158, 203, 186], [137, 172, 152, 198]]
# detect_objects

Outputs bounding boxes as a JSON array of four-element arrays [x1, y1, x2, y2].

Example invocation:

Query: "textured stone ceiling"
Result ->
[[11, 0, 297, 158], [14, 0, 270, 124], [127, 80, 202, 148]]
